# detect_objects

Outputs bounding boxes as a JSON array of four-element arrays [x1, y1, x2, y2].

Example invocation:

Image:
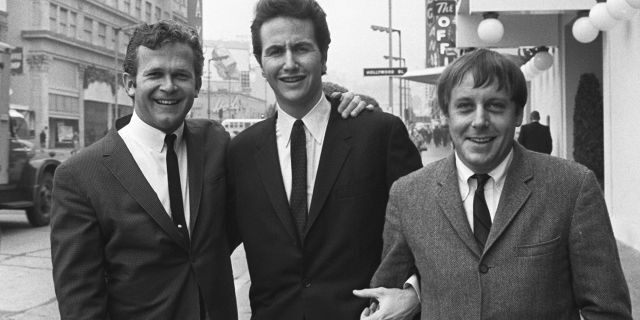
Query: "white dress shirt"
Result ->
[[455, 149, 514, 231], [118, 112, 191, 233], [276, 94, 330, 210]]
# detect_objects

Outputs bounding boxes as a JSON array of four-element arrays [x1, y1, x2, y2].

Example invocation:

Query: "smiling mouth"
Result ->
[[155, 99, 179, 105], [468, 137, 495, 144], [279, 75, 305, 83]]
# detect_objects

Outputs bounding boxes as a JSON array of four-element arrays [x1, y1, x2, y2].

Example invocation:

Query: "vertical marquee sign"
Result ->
[[187, 0, 203, 42], [426, 0, 457, 67]]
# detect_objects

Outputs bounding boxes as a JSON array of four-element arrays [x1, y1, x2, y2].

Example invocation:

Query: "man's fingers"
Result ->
[[370, 300, 379, 313], [330, 91, 342, 99], [353, 287, 384, 299], [337, 92, 356, 114], [350, 102, 368, 117], [360, 306, 371, 319]]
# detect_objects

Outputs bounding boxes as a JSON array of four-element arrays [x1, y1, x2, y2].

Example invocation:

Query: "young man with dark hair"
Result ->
[[358, 49, 631, 319], [227, 0, 422, 319]]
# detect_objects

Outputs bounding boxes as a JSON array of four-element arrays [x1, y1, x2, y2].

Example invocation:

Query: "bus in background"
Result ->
[[222, 119, 263, 138]]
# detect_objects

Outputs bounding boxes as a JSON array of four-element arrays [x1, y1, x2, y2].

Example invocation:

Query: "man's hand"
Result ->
[[353, 287, 420, 320], [331, 91, 374, 118]]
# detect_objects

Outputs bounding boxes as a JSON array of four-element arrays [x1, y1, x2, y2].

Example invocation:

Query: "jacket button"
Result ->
[[478, 264, 489, 274], [303, 279, 311, 288]]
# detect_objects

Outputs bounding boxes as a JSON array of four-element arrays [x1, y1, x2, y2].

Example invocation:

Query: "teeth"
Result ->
[[156, 99, 178, 105], [280, 76, 304, 82], [470, 137, 492, 143]]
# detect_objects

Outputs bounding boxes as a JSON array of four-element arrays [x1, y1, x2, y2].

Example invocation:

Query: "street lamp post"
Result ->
[[371, 24, 402, 119], [207, 58, 214, 119], [384, 55, 406, 123]]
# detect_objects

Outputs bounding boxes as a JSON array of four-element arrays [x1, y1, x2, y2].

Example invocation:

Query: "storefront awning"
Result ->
[[401, 66, 446, 84], [457, 0, 596, 15], [456, 0, 596, 47]]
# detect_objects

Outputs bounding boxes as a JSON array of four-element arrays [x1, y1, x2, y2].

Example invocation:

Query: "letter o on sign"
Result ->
[[437, 16, 451, 28]]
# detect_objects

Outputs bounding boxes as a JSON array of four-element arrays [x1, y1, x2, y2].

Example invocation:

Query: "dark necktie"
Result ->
[[472, 173, 491, 249], [290, 120, 308, 238], [165, 134, 189, 240]]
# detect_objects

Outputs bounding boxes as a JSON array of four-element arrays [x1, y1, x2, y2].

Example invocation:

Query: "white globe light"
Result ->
[[572, 17, 599, 43], [477, 18, 504, 44], [607, 0, 638, 20], [626, 0, 640, 9], [589, 3, 620, 31], [524, 61, 542, 77], [533, 51, 554, 71]]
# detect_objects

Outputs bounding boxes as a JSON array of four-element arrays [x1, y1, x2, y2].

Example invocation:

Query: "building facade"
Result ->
[[6, 0, 198, 149]]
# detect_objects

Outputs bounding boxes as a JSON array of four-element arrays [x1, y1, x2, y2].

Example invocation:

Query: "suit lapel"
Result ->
[[185, 122, 204, 233], [305, 103, 351, 239], [436, 154, 482, 258], [484, 145, 532, 252], [254, 117, 299, 242], [102, 128, 189, 249]]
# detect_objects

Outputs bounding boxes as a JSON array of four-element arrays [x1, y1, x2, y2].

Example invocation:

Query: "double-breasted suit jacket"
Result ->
[[51, 118, 237, 320], [372, 143, 631, 319], [227, 96, 422, 320]]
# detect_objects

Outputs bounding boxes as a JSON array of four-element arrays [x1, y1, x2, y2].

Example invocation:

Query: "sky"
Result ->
[[202, 0, 430, 113]]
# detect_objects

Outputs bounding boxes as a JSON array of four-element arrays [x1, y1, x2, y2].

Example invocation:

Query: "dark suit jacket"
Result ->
[[371, 143, 631, 319], [51, 118, 237, 320], [227, 96, 422, 320], [518, 121, 552, 154]]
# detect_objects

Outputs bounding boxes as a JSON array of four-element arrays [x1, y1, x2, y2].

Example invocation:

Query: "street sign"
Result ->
[[363, 67, 407, 76]]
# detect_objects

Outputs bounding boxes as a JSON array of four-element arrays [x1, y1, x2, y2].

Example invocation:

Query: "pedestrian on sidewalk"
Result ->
[[39, 127, 47, 152]]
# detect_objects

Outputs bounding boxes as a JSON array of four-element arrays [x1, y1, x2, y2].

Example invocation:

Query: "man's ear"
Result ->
[[195, 78, 202, 98], [122, 73, 136, 97], [515, 107, 524, 127]]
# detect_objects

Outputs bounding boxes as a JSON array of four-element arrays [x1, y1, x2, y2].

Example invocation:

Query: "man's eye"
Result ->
[[456, 102, 474, 111], [265, 48, 283, 56], [487, 102, 506, 111]]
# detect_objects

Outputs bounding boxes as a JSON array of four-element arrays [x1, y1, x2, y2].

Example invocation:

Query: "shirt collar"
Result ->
[[276, 94, 330, 146], [126, 111, 185, 153], [456, 148, 514, 199]]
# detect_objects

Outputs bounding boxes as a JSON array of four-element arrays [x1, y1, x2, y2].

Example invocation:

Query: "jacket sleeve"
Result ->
[[385, 116, 423, 189], [569, 169, 632, 319], [50, 164, 108, 320], [370, 182, 416, 289]]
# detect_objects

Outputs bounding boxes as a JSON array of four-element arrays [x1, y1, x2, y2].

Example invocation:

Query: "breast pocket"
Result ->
[[515, 236, 561, 257]]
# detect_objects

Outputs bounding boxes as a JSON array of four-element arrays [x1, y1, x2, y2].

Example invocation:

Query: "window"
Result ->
[[59, 8, 68, 36], [123, 0, 131, 14], [83, 17, 93, 44], [98, 23, 106, 47], [155, 7, 161, 22], [135, 0, 142, 18], [69, 12, 77, 38], [145, 1, 152, 22], [111, 27, 117, 50], [49, 4, 57, 32], [49, 94, 79, 114]]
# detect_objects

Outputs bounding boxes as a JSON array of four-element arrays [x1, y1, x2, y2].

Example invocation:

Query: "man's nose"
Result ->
[[283, 49, 297, 71], [471, 106, 489, 128], [160, 76, 177, 92]]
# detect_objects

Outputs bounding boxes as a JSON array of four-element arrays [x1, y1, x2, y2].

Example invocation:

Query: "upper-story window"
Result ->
[[123, 0, 131, 15], [49, 4, 58, 32], [69, 12, 77, 38], [145, 1, 152, 23], [155, 7, 161, 22], [84, 17, 93, 44], [59, 8, 68, 36], [98, 23, 107, 47], [135, 0, 142, 19]]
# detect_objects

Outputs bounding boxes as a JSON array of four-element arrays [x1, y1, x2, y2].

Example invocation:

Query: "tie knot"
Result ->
[[472, 173, 491, 190], [165, 134, 177, 149]]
